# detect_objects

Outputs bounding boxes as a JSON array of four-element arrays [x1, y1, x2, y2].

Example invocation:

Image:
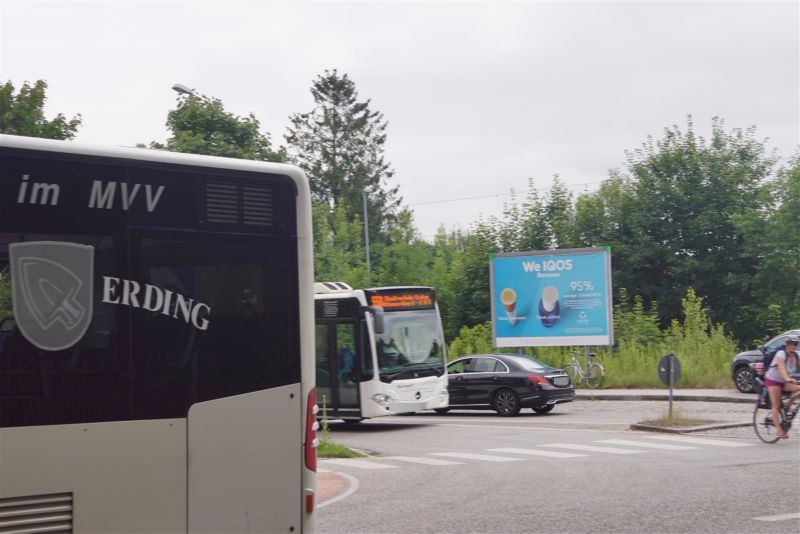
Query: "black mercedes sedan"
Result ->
[[437, 353, 574, 417]]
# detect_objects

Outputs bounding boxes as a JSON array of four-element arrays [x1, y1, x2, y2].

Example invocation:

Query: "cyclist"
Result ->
[[764, 335, 800, 438]]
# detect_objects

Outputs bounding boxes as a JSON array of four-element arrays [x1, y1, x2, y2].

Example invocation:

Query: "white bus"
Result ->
[[314, 282, 448, 420], [0, 135, 318, 533]]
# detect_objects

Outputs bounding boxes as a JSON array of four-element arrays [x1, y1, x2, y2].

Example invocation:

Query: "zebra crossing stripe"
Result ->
[[320, 458, 399, 470], [430, 452, 525, 462], [540, 443, 645, 454], [595, 439, 698, 451], [487, 447, 586, 458], [383, 456, 463, 465], [753, 512, 800, 522], [643, 436, 754, 447]]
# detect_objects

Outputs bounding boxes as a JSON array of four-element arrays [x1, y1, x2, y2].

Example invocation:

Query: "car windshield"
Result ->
[[507, 355, 550, 372], [375, 309, 446, 379]]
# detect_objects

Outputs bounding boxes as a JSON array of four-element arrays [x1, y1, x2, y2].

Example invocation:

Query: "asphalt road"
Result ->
[[318, 399, 799, 533]]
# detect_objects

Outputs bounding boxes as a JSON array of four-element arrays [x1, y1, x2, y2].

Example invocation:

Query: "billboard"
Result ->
[[490, 247, 613, 347]]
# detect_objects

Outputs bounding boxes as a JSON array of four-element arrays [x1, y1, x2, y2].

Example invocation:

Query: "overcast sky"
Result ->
[[1, 0, 797, 239]]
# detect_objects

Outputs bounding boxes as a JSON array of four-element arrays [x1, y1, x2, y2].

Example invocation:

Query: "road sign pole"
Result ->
[[668, 358, 673, 419], [658, 353, 680, 420]]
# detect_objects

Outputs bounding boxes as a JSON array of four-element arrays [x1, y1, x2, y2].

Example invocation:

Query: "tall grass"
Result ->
[[448, 288, 739, 388]]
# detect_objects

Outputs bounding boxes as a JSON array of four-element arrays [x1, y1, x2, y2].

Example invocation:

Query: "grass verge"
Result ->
[[638, 408, 711, 427], [317, 394, 367, 459], [317, 439, 366, 458]]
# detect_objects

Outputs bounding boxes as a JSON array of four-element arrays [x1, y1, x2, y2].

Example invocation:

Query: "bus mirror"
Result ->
[[360, 306, 385, 334]]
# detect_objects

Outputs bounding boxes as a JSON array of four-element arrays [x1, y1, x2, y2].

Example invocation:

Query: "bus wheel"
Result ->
[[342, 419, 363, 424]]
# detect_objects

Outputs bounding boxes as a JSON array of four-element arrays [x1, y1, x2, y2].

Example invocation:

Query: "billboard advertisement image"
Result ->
[[490, 247, 613, 347]]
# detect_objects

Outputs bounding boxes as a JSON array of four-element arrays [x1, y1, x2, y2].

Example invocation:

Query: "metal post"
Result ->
[[363, 192, 371, 276], [668, 357, 674, 419]]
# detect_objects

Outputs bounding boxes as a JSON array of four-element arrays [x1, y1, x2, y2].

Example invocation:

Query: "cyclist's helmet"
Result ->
[[786, 335, 799, 344]]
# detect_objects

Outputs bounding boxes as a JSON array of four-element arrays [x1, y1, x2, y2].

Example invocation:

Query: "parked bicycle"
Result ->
[[753, 375, 800, 443], [564, 349, 604, 389]]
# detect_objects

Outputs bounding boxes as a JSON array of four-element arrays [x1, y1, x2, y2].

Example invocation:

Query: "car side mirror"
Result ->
[[360, 305, 385, 334]]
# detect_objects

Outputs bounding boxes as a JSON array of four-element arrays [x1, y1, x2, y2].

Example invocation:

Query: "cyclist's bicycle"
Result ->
[[564, 349, 604, 389], [753, 376, 800, 443]]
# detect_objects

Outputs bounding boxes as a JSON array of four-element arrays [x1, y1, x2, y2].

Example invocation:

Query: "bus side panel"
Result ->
[[0, 419, 186, 533], [188, 385, 302, 533]]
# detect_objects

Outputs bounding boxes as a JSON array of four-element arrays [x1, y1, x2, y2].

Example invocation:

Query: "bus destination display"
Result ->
[[367, 290, 435, 311]]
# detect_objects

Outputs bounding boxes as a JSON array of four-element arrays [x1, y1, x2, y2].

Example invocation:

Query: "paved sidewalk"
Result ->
[[316, 387, 756, 507], [318, 471, 349, 505]]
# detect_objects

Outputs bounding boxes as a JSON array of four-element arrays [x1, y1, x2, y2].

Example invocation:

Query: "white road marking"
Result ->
[[487, 447, 586, 458], [753, 512, 800, 522], [643, 435, 754, 447], [434, 423, 604, 433], [430, 451, 526, 462], [382, 456, 463, 465], [595, 439, 698, 451], [540, 443, 646, 454], [397, 417, 627, 426], [320, 458, 399, 470]]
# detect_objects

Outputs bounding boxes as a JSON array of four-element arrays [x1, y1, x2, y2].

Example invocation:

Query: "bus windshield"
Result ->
[[375, 309, 446, 381]]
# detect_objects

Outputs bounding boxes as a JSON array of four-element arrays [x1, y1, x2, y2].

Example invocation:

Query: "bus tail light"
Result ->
[[305, 387, 318, 472]]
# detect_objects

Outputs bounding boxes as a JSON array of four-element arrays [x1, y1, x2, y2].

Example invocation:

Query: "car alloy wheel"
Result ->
[[734, 366, 755, 393], [492, 389, 521, 417]]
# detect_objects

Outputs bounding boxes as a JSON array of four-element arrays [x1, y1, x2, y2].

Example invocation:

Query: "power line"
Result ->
[[408, 179, 606, 207]]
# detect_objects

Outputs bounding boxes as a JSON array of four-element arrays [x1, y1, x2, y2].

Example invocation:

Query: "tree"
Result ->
[[149, 91, 286, 161], [581, 117, 777, 342], [545, 176, 577, 248], [735, 153, 800, 336], [312, 202, 370, 288], [285, 70, 400, 239], [0, 79, 81, 139], [377, 209, 433, 286], [517, 178, 551, 251]]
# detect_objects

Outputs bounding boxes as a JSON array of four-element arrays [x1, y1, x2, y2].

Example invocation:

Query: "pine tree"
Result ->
[[285, 70, 400, 239]]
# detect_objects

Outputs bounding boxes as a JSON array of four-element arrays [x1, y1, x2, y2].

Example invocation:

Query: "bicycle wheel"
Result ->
[[564, 362, 580, 384], [583, 363, 604, 389], [753, 405, 781, 443]]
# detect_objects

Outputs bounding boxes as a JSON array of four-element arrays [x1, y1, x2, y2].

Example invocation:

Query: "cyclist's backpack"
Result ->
[[761, 347, 783, 374]]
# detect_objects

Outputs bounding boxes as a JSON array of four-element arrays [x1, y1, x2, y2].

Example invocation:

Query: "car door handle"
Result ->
[[491, 376, 499, 381]]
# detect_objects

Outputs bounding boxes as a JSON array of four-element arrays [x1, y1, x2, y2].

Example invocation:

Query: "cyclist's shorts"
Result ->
[[764, 377, 784, 387]]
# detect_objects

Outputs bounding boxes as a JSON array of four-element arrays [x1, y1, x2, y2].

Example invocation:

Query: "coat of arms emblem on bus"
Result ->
[[9, 241, 94, 351]]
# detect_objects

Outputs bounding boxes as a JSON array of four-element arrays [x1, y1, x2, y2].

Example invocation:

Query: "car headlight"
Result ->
[[371, 393, 393, 407]]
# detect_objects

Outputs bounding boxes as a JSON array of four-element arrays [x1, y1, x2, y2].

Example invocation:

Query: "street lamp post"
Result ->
[[171, 83, 194, 96], [363, 192, 371, 277]]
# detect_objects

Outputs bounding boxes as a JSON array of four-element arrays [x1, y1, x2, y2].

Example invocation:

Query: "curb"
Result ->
[[576, 393, 752, 404], [630, 421, 752, 433]]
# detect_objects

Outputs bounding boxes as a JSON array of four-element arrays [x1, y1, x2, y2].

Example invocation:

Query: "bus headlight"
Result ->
[[370, 393, 393, 407]]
